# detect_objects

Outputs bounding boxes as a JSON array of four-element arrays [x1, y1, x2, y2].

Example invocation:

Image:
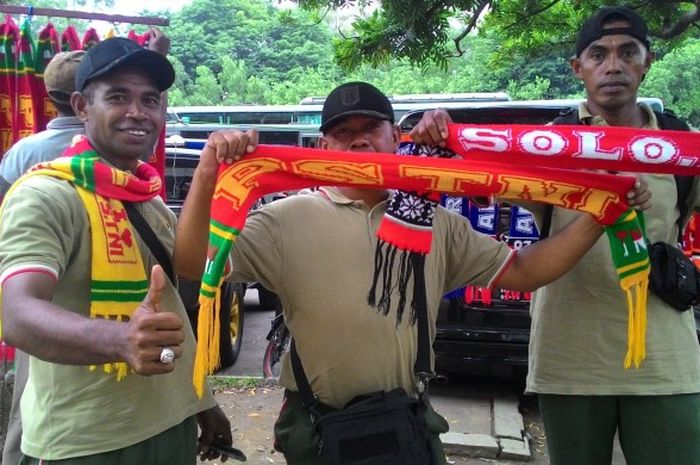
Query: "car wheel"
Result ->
[[218, 282, 245, 368], [179, 278, 245, 369]]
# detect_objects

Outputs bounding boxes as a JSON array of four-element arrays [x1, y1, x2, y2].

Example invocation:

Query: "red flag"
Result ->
[[61, 25, 81, 52], [82, 27, 100, 50], [34, 23, 60, 130]]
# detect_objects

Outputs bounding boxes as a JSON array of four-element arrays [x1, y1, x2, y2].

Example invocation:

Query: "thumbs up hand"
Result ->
[[123, 265, 185, 375]]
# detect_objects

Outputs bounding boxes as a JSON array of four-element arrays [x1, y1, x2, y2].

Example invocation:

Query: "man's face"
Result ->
[[571, 20, 653, 112], [73, 67, 164, 169], [319, 115, 400, 154]]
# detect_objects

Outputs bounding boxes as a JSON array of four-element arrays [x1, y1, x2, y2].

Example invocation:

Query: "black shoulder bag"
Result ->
[[550, 109, 700, 311], [289, 300, 434, 465], [123, 201, 176, 286]]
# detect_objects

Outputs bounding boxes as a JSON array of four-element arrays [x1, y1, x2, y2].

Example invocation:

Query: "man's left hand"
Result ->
[[197, 405, 233, 462], [627, 175, 651, 211]]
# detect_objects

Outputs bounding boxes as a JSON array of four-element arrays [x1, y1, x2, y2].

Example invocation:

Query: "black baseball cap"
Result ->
[[575, 6, 650, 57], [320, 81, 394, 133], [75, 37, 175, 92]]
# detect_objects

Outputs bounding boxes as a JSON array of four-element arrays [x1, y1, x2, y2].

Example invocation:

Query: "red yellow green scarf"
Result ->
[[3, 136, 162, 378], [193, 140, 645, 396]]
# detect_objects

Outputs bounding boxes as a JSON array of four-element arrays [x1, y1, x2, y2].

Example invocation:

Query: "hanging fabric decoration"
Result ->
[[0, 17, 19, 155], [33, 23, 60, 131], [81, 27, 100, 50], [127, 29, 150, 47], [60, 25, 81, 52], [440, 194, 470, 301], [15, 18, 36, 142], [682, 213, 700, 268], [464, 200, 499, 305]]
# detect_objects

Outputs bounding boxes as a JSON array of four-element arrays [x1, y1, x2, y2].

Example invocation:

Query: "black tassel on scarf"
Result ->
[[368, 143, 457, 326]]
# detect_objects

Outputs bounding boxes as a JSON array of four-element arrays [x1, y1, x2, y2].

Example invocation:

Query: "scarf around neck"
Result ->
[[2, 135, 162, 379]]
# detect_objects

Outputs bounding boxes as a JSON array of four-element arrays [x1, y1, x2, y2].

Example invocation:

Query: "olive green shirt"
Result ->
[[228, 187, 513, 408], [525, 103, 700, 395], [0, 175, 216, 460]]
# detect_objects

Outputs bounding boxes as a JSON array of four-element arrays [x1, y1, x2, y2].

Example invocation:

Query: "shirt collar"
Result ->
[[46, 116, 84, 130], [318, 186, 390, 207], [578, 101, 659, 129]]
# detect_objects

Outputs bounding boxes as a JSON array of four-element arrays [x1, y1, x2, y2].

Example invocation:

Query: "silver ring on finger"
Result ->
[[160, 347, 175, 364]]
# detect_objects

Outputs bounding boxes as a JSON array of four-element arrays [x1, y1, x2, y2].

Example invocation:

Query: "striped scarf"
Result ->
[[5, 135, 162, 378], [193, 138, 651, 396]]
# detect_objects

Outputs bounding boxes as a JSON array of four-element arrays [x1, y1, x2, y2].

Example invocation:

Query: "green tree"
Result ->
[[190, 65, 223, 105], [167, 0, 335, 82], [295, 0, 700, 70], [641, 38, 700, 126]]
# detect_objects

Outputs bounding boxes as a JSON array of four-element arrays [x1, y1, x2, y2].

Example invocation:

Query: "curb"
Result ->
[[440, 395, 531, 461]]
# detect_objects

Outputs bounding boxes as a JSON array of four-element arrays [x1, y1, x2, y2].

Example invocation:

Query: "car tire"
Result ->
[[218, 282, 245, 368], [179, 278, 245, 369]]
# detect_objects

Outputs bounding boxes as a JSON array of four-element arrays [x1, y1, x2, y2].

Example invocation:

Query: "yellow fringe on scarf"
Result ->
[[621, 272, 650, 369], [193, 282, 222, 397]]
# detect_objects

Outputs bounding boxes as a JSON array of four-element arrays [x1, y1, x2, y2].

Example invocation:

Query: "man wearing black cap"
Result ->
[[410, 6, 699, 465], [527, 7, 700, 465], [0, 37, 232, 464], [175, 80, 650, 465]]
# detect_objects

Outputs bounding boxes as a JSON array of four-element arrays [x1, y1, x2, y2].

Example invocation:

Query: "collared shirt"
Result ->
[[227, 187, 513, 408]]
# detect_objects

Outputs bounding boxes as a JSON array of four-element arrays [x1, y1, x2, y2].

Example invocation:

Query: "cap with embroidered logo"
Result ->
[[320, 82, 394, 133]]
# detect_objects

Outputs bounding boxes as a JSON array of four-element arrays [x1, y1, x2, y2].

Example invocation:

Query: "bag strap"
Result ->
[[654, 110, 692, 244], [123, 201, 176, 286], [290, 291, 433, 414]]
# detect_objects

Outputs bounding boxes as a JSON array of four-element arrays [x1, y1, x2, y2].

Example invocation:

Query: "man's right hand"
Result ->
[[409, 109, 453, 147], [123, 265, 185, 375], [196, 129, 260, 181]]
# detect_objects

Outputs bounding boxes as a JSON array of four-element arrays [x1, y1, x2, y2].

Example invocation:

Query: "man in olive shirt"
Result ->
[[411, 7, 700, 465], [175, 81, 650, 465], [0, 37, 231, 464]]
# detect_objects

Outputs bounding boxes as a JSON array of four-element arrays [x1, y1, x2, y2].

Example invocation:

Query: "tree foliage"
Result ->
[[2, 0, 697, 125], [295, 0, 700, 69], [641, 39, 700, 126]]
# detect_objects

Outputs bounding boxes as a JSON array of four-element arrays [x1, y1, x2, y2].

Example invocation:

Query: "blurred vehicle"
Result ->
[[164, 123, 318, 369]]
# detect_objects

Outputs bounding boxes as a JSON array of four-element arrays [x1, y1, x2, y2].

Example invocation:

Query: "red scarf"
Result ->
[[445, 123, 700, 175]]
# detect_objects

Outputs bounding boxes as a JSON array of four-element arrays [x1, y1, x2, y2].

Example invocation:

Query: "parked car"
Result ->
[[164, 123, 319, 368], [397, 97, 700, 379]]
